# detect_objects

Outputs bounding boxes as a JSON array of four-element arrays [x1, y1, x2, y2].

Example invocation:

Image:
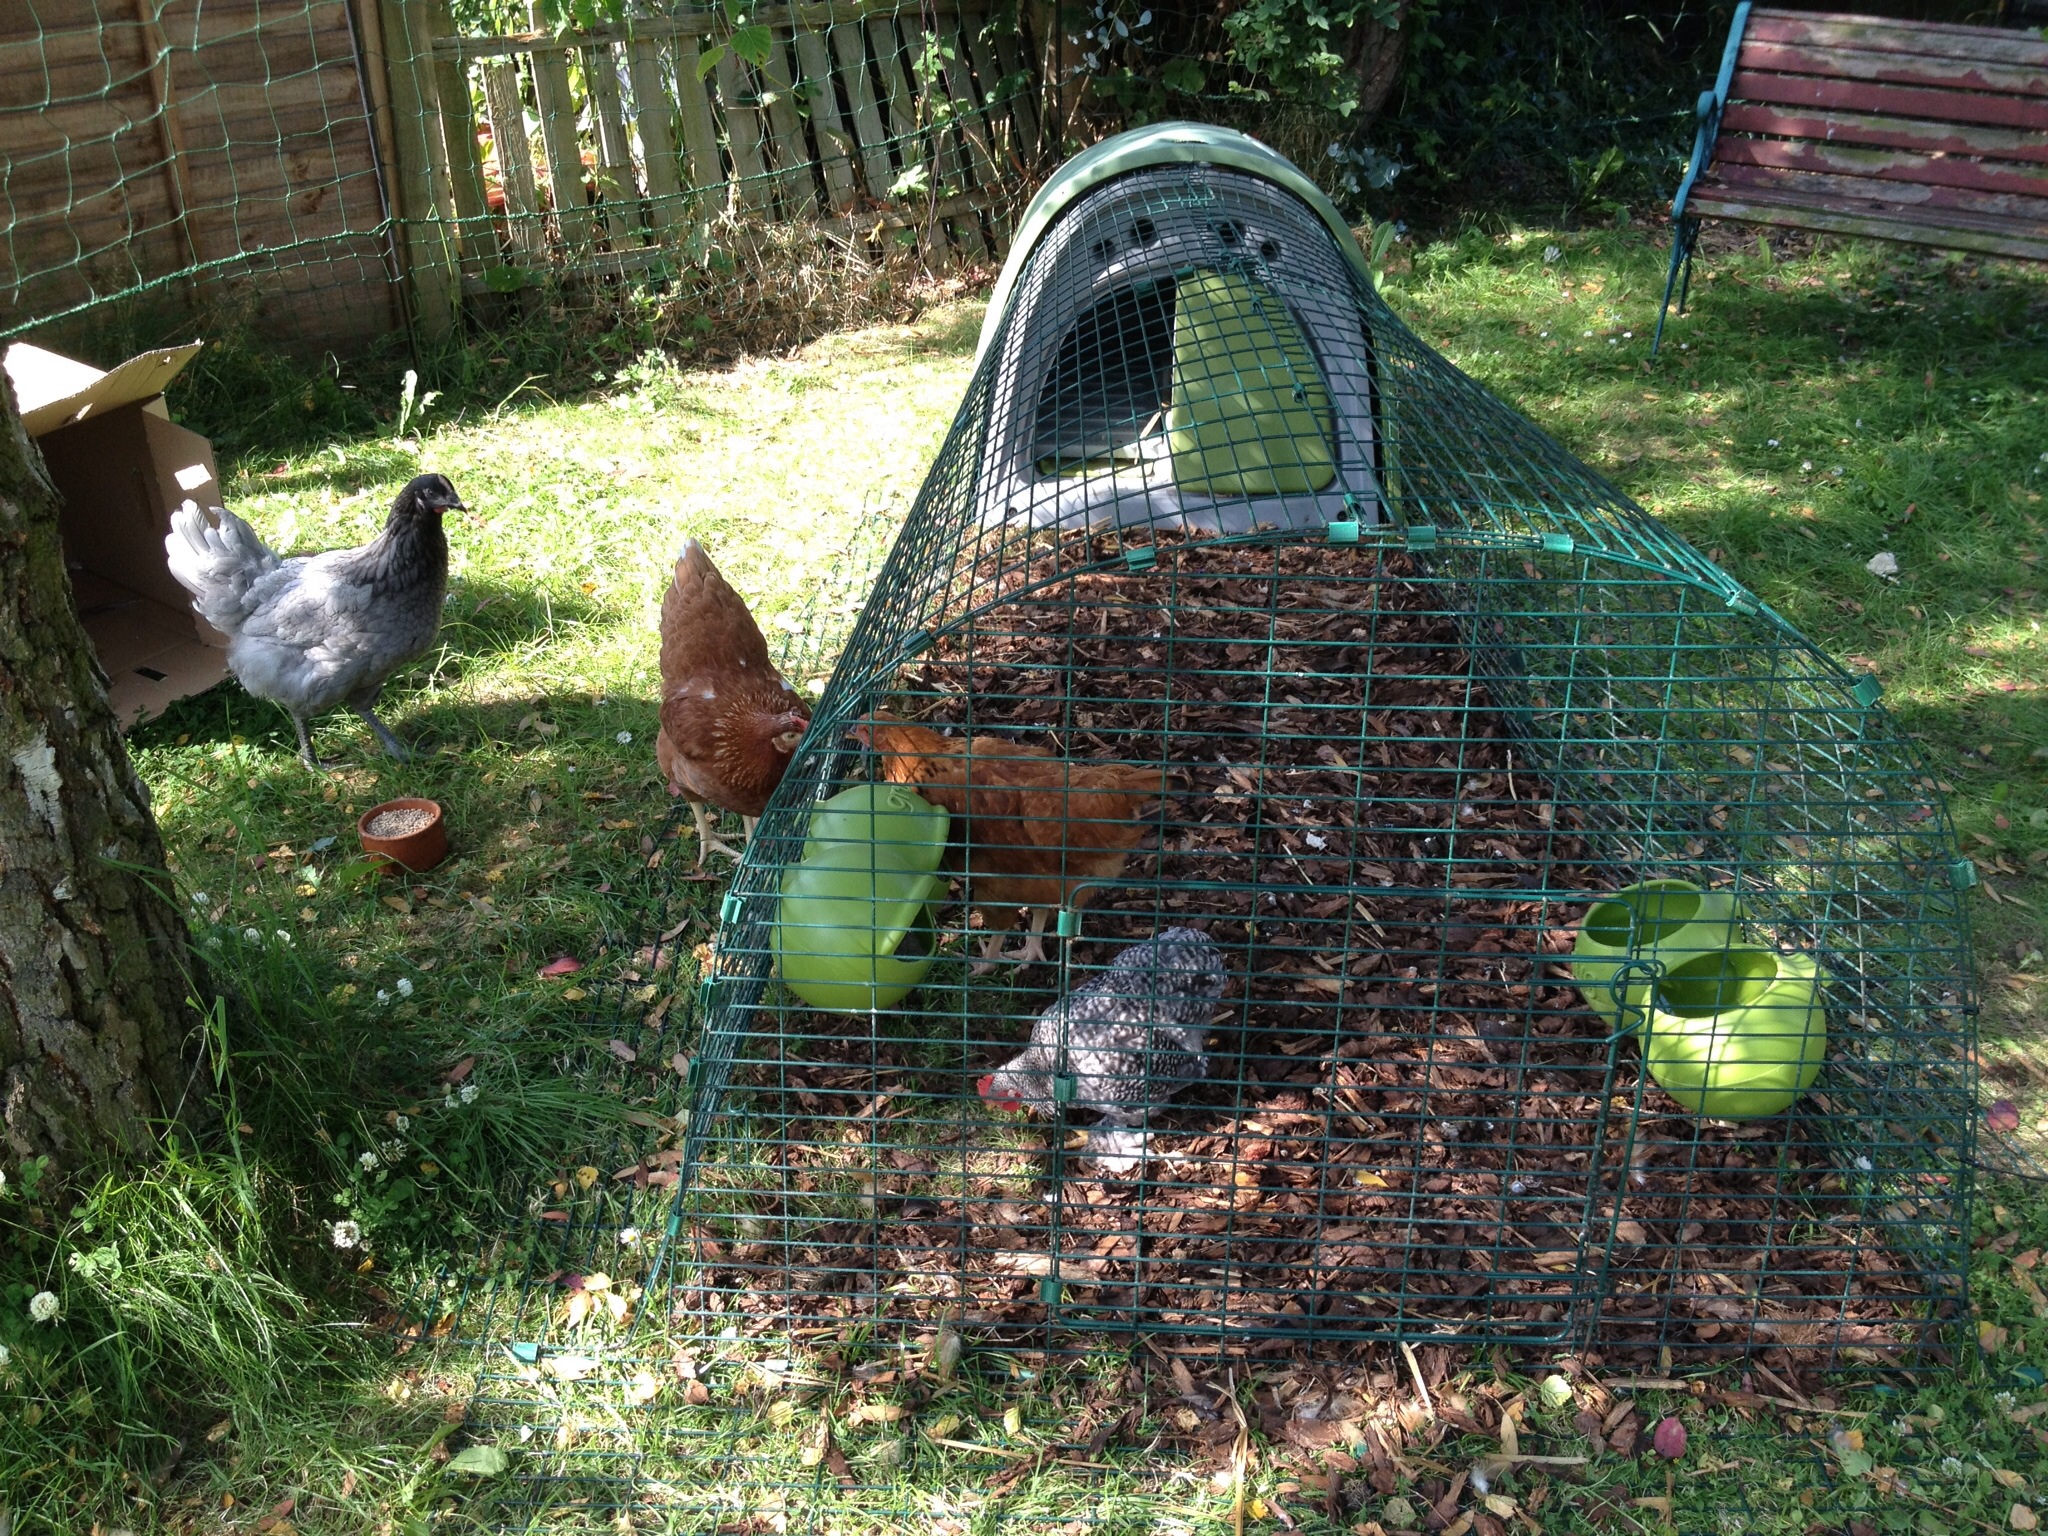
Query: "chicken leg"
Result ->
[[688, 799, 745, 866], [290, 714, 341, 773], [972, 906, 1053, 973], [352, 702, 414, 762]]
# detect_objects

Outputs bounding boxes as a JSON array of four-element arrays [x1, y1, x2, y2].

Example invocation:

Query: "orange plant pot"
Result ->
[[357, 797, 448, 875]]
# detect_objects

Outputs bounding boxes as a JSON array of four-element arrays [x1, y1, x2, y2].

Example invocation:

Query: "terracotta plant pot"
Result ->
[[357, 797, 448, 874]]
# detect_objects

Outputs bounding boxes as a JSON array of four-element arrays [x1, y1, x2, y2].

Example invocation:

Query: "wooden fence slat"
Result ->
[[757, 31, 820, 216], [715, 47, 775, 210], [133, 0, 202, 271], [868, 14, 948, 259], [439, 2, 969, 58], [481, 58, 544, 255], [525, 0, 596, 256], [958, 10, 1013, 176], [791, 28, 857, 209], [987, 21, 1039, 171], [911, 17, 987, 259], [584, 43, 643, 245], [424, 0, 493, 274], [832, 20, 895, 200], [940, 19, 1006, 254], [671, 35, 727, 215], [628, 38, 684, 232], [374, 0, 457, 333]]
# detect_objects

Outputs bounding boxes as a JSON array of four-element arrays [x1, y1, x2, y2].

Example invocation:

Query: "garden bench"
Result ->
[[1653, 2, 2048, 353]]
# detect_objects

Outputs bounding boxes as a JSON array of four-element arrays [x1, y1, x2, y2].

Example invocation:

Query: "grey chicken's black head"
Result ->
[[392, 473, 467, 521]]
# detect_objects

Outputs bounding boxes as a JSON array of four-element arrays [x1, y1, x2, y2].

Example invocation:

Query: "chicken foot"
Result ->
[[972, 906, 1052, 973], [688, 800, 746, 866], [290, 715, 343, 773], [352, 702, 415, 763]]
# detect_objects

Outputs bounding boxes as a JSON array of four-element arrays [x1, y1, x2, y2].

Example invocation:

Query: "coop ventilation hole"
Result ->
[[134, 666, 167, 681]]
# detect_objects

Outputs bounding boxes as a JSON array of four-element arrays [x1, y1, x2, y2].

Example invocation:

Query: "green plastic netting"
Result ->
[[645, 124, 1978, 1362]]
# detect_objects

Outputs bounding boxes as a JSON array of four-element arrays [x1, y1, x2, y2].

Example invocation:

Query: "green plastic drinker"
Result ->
[[1570, 878, 1743, 1032], [799, 783, 949, 872], [1644, 946, 1827, 1120], [774, 842, 945, 1013]]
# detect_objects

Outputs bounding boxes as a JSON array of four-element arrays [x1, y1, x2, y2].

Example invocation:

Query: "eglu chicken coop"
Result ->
[[670, 124, 1979, 1361]]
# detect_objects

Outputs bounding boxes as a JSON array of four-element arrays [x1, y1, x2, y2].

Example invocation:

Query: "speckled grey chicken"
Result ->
[[163, 473, 466, 768], [978, 927, 1227, 1174]]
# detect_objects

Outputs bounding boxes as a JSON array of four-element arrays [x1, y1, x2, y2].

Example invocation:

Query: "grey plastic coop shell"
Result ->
[[968, 123, 1387, 535]]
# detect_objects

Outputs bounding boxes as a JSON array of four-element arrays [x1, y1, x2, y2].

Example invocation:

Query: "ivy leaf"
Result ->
[[1161, 57, 1206, 94], [731, 24, 773, 67]]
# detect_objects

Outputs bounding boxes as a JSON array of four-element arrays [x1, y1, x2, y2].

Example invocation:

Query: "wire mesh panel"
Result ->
[[643, 125, 1975, 1371]]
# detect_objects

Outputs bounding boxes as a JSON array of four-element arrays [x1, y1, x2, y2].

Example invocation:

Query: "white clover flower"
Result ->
[[0, 1166, 7, 1189], [1854, 1155, 1874, 1173], [28, 1290, 59, 1324], [359, 1150, 380, 1171], [616, 731, 633, 745], [442, 1093, 456, 1110], [1996, 1390, 2017, 1409], [274, 930, 292, 945], [396, 976, 414, 998], [375, 989, 391, 1006], [1622, 330, 1633, 339], [394, 1114, 410, 1133], [380, 1139, 404, 1161], [619, 1227, 643, 1247], [1767, 439, 1780, 447], [243, 927, 261, 943], [459, 1082, 479, 1105], [1543, 245, 1561, 263], [1801, 460, 1814, 472], [0, 1342, 10, 1368], [332, 1219, 362, 1249], [190, 891, 210, 909], [1941, 1457, 1965, 1479]]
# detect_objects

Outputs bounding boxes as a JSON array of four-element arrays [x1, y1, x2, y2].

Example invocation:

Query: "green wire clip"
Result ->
[[1039, 1278, 1061, 1305], [1851, 675, 1883, 708], [1056, 908, 1079, 937], [1541, 531, 1575, 555], [1326, 494, 1361, 543], [1053, 1074, 1076, 1104], [1950, 858, 1979, 891], [697, 977, 716, 1013], [1124, 546, 1157, 572], [1405, 523, 1438, 551], [1724, 589, 1760, 615], [719, 892, 742, 925]]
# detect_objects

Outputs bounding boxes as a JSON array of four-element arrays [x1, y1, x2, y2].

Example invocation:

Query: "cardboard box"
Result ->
[[4, 341, 230, 728]]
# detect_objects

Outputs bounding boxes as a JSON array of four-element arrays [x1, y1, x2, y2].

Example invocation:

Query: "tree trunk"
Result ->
[[0, 373, 201, 1171], [1344, 1, 1411, 127]]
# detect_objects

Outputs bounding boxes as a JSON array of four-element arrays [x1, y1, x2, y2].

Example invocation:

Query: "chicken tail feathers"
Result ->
[[163, 501, 283, 635]]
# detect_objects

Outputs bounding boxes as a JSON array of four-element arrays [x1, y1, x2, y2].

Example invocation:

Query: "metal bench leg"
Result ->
[[1651, 217, 1698, 359]]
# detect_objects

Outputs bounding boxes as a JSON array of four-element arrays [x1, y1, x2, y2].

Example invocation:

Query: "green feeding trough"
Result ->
[[1569, 878, 1744, 1032], [774, 785, 949, 1013]]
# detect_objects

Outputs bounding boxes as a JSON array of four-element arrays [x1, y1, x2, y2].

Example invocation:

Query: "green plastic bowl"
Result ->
[[1570, 879, 1743, 1031], [1644, 946, 1826, 1120], [774, 842, 944, 1013], [800, 783, 949, 873]]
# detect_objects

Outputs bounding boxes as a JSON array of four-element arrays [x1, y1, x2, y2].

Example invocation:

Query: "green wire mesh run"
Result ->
[[662, 128, 1978, 1364]]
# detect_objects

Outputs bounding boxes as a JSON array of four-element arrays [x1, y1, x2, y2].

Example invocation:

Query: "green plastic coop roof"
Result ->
[[973, 122, 1374, 369]]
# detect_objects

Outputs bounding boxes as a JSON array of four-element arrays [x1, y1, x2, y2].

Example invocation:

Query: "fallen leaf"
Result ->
[[575, 1165, 600, 1192], [1993, 1470, 2028, 1491], [539, 956, 583, 978], [2013, 1505, 2039, 1532], [1614, 1219, 1647, 1246], [561, 987, 587, 1002], [625, 1370, 661, 1406], [542, 1354, 598, 1380], [380, 895, 411, 914], [445, 1444, 511, 1476], [442, 1055, 476, 1085], [1989, 1101, 2023, 1134], [607, 1039, 637, 1062], [1865, 551, 1900, 579], [1654, 1417, 1687, 1460], [340, 1469, 357, 1498]]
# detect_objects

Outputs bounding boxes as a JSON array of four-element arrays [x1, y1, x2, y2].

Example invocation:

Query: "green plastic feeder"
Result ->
[[1644, 946, 1827, 1120], [774, 842, 944, 1013], [1570, 879, 1743, 1032], [800, 783, 949, 872]]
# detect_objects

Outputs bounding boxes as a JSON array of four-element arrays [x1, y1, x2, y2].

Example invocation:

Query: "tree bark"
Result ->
[[0, 373, 201, 1171], [1344, 1, 1411, 127]]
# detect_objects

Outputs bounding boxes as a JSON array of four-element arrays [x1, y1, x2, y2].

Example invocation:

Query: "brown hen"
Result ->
[[656, 540, 809, 865], [851, 711, 1160, 968]]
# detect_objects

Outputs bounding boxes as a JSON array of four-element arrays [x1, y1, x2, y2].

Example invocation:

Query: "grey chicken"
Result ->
[[978, 927, 1227, 1174], [163, 473, 467, 768]]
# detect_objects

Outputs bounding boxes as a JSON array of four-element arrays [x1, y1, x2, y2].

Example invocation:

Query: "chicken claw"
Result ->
[[291, 715, 343, 773], [688, 800, 745, 866], [353, 703, 415, 763], [971, 908, 1052, 972]]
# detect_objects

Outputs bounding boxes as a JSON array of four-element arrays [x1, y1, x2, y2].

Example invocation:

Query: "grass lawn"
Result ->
[[3, 220, 2045, 1535]]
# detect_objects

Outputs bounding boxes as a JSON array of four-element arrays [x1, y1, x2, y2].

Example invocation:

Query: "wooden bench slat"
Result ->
[[1731, 68, 2048, 133], [1686, 184, 2048, 261], [1747, 8, 2048, 68], [1743, 40, 2048, 100], [1709, 159, 2048, 232], [1718, 130, 2048, 197], [1716, 133, 2048, 201], [1718, 100, 2048, 167]]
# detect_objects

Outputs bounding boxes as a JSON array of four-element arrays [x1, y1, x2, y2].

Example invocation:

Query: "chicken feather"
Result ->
[[851, 711, 1159, 967], [163, 473, 465, 768]]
